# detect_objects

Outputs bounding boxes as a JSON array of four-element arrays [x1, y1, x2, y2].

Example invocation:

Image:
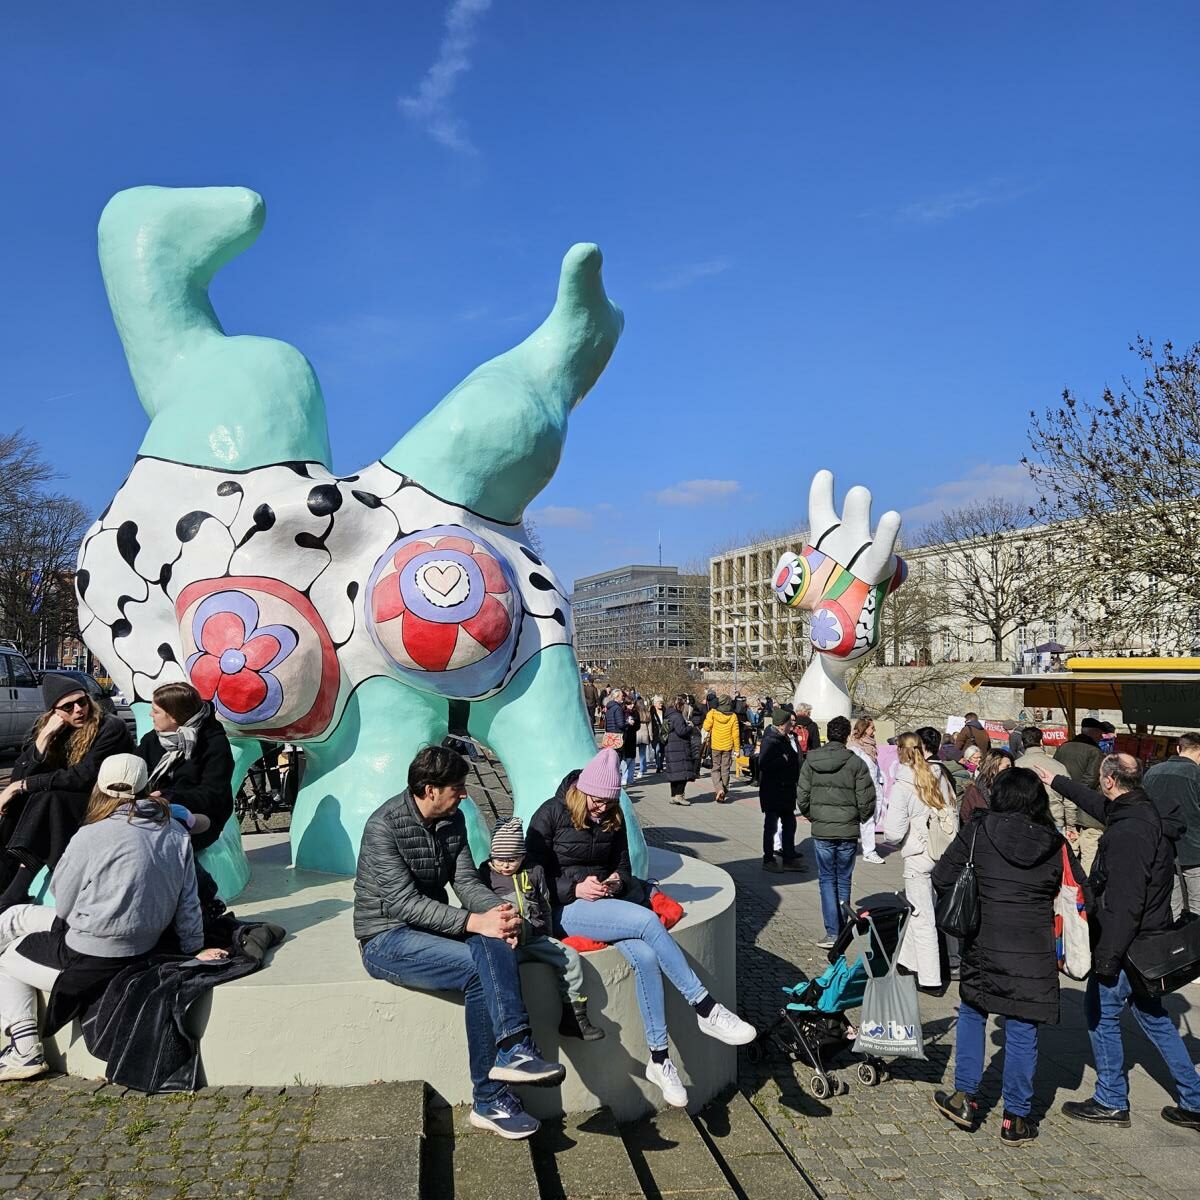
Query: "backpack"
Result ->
[[795, 725, 811, 753], [924, 804, 957, 861], [658, 714, 672, 747]]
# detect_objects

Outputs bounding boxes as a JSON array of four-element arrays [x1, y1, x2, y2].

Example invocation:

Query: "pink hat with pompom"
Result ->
[[576, 748, 622, 801]]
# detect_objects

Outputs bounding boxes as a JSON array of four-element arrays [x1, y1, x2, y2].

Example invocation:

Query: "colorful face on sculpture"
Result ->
[[75, 184, 641, 896], [773, 545, 906, 661]]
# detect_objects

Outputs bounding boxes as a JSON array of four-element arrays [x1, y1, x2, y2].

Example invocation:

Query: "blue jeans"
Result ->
[[812, 838, 856, 937], [636, 744, 649, 776], [1086, 970, 1200, 1112], [362, 927, 530, 1106], [953, 999, 1039, 1117], [558, 897, 706, 1051], [620, 756, 634, 786]]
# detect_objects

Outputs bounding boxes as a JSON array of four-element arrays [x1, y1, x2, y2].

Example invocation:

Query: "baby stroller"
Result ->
[[747, 892, 913, 1099]]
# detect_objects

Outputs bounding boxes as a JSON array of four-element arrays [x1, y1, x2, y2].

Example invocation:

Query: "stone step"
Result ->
[[429, 1099, 541, 1200], [291, 1080, 427, 1200], [620, 1106, 737, 1200], [530, 1108, 645, 1200], [694, 1090, 817, 1200]]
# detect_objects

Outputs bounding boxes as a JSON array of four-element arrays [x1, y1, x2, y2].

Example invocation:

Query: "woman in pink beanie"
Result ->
[[526, 749, 755, 1108]]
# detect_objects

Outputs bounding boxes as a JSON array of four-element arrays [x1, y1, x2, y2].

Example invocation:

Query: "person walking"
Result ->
[[759, 711, 802, 873], [702, 695, 741, 804], [1033, 755, 1200, 1131], [847, 718, 886, 865], [796, 716, 876, 949], [649, 696, 668, 774], [663, 693, 700, 806], [883, 733, 958, 993], [1053, 718, 1106, 871], [1144, 731, 1200, 918], [932, 768, 1091, 1144], [355, 746, 566, 1140], [526, 749, 755, 1108]]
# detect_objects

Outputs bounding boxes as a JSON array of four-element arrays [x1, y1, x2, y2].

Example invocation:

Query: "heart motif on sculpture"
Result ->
[[422, 563, 463, 600]]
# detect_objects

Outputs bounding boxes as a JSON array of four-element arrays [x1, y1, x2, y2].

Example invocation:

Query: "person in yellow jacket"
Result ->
[[703, 695, 742, 803]]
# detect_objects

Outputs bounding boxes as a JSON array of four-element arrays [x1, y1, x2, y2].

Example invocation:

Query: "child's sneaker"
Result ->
[[488, 1038, 566, 1087], [696, 1002, 756, 1046], [469, 1089, 540, 1139], [1000, 1111, 1037, 1145], [0, 1041, 46, 1082], [645, 1057, 688, 1107]]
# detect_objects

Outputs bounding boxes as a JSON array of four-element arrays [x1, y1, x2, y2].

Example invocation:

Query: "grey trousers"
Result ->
[[1172, 865, 1200, 921], [518, 935, 585, 1002]]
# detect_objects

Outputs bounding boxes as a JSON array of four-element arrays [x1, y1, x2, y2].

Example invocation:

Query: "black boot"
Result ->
[[1000, 1111, 1037, 1144], [933, 1089, 978, 1130], [559, 1000, 605, 1042]]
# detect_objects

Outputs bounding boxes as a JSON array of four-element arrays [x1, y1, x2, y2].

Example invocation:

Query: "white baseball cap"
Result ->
[[96, 754, 148, 798]]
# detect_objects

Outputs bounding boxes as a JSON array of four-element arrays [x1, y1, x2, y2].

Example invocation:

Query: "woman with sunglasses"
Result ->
[[526, 748, 756, 1109], [0, 673, 134, 910]]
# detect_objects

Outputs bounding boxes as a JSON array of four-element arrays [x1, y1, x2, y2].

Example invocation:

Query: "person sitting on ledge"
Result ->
[[0, 753, 219, 1082], [136, 682, 235, 853], [526, 747, 756, 1110], [0, 672, 135, 911], [354, 745, 566, 1141]]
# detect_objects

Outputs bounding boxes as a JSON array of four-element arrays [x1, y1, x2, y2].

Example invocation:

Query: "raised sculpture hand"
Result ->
[[76, 185, 644, 897], [771, 470, 906, 722]]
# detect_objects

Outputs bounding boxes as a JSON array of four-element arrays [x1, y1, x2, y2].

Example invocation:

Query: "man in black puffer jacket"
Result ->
[[354, 746, 565, 1141], [1036, 754, 1200, 1131]]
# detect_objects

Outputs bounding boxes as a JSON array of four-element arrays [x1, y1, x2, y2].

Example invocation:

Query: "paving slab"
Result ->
[[288, 1134, 422, 1200], [621, 1107, 735, 1199], [532, 1108, 645, 1200], [306, 1080, 426, 1141]]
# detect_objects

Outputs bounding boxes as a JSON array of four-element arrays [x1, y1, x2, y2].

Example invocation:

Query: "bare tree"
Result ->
[[919, 498, 1047, 661], [1026, 337, 1200, 650], [0, 429, 91, 659]]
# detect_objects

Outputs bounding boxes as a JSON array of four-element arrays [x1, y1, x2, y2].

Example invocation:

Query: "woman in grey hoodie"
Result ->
[[0, 753, 213, 1081]]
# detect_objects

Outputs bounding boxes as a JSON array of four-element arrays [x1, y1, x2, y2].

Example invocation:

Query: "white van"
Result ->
[[0, 644, 44, 752]]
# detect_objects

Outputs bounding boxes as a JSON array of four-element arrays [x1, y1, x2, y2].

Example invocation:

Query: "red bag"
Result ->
[[561, 888, 684, 952]]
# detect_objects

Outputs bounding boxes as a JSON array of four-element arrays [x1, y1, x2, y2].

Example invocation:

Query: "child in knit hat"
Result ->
[[482, 817, 604, 1042]]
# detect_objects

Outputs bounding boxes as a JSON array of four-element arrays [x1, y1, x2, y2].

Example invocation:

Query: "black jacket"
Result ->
[[662, 708, 700, 784], [932, 811, 1087, 1024], [757, 725, 800, 814], [13, 713, 134, 795], [526, 771, 634, 906], [137, 716, 234, 851], [353, 789, 499, 942], [1143, 756, 1200, 868], [1050, 778, 1181, 975]]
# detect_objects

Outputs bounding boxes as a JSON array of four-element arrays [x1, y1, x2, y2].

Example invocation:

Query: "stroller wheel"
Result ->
[[857, 1062, 880, 1087], [808, 1073, 831, 1100]]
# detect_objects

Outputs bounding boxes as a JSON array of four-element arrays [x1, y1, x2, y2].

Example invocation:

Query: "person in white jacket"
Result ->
[[883, 733, 959, 992], [848, 718, 886, 865]]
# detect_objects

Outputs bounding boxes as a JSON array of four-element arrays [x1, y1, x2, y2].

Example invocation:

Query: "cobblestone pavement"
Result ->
[[628, 766, 1200, 1200]]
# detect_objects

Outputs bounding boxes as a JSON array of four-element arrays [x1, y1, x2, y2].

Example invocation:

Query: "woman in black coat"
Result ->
[[758, 712, 801, 870], [137, 682, 234, 852], [931, 768, 1091, 1143], [0, 673, 134, 909], [662, 694, 700, 806]]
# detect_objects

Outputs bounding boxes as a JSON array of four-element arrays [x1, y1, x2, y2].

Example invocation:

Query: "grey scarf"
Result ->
[[146, 703, 211, 791]]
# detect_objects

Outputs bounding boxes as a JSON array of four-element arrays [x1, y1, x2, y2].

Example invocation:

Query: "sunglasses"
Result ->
[[55, 698, 89, 714]]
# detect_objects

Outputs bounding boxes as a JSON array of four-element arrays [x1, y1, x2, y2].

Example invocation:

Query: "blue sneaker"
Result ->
[[488, 1038, 566, 1087], [469, 1089, 541, 1139]]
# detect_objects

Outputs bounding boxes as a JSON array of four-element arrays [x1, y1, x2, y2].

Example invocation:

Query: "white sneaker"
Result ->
[[696, 1002, 756, 1046], [862, 851, 885, 865], [0, 1043, 46, 1082], [646, 1057, 688, 1107]]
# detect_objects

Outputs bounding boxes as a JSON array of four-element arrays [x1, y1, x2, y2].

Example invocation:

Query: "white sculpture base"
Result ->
[[45, 838, 738, 1120]]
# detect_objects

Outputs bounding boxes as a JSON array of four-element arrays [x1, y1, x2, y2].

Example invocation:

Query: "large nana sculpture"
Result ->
[[770, 471, 907, 722], [78, 185, 645, 897]]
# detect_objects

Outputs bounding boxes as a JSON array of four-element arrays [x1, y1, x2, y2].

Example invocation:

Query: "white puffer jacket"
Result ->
[[882, 764, 957, 868]]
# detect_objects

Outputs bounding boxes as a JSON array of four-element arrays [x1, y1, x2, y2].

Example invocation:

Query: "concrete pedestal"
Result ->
[[47, 837, 738, 1119]]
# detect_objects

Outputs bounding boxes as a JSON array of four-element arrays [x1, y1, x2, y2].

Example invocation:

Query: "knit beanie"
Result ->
[[717, 694, 734, 714], [576, 748, 622, 801], [489, 817, 525, 861], [41, 672, 86, 712]]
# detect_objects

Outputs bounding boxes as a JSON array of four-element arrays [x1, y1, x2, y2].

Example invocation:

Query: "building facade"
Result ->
[[571, 565, 708, 668]]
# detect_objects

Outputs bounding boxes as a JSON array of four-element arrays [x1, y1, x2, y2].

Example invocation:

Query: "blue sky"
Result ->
[[3, 2, 1198, 588]]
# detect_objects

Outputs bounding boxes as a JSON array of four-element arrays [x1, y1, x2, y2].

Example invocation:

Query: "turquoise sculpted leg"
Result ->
[[468, 644, 648, 877]]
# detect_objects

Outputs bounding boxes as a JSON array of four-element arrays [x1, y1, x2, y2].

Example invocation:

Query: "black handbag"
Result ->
[[935, 826, 980, 939], [1125, 868, 1200, 998]]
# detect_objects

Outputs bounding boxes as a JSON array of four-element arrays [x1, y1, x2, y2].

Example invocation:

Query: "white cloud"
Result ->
[[652, 479, 741, 506], [529, 505, 594, 529], [896, 180, 1033, 224], [652, 257, 733, 291], [901, 463, 1039, 527], [398, 0, 492, 154]]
